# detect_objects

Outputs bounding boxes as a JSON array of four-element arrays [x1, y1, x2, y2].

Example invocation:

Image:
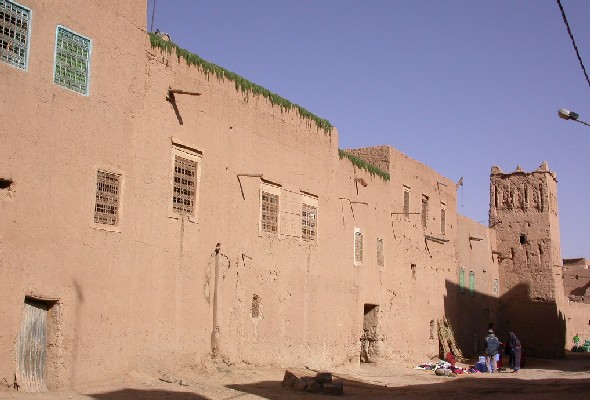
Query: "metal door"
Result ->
[[16, 299, 48, 392]]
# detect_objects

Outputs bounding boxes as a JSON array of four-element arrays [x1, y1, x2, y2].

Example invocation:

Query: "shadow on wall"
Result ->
[[570, 281, 590, 297], [444, 280, 566, 359]]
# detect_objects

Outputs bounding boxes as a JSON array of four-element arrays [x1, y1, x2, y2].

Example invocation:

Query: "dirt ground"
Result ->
[[2, 352, 589, 400]]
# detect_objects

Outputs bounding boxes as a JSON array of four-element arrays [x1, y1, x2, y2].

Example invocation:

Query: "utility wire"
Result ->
[[150, 0, 157, 32], [556, 0, 590, 89]]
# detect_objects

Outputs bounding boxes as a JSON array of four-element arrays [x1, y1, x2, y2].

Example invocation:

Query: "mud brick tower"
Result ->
[[489, 162, 566, 358]]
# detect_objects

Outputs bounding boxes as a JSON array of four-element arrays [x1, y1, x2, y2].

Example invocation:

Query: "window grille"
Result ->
[[354, 230, 363, 263], [0, 0, 31, 70], [459, 267, 465, 293], [54, 26, 91, 95], [469, 271, 475, 296], [376, 238, 384, 267], [440, 204, 446, 235], [493, 279, 499, 297], [173, 155, 196, 216], [94, 171, 120, 225], [403, 187, 410, 218], [421, 195, 428, 228], [261, 191, 279, 233], [302, 204, 317, 242]]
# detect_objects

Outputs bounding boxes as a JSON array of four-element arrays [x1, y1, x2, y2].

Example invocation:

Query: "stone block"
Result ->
[[293, 378, 308, 392], [282, 370, 299, 388], [314, 372, 332, 384], [306, 381, 323, 393], [323, 380, 344, 396]]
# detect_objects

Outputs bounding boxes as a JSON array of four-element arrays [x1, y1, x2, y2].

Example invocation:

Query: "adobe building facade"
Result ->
[[0, 0, 587, 392]]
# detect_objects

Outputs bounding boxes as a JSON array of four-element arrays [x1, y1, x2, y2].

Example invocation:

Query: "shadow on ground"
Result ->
[[227, 375, 590, 400], [82, 354, 590, 400], [88, 389, 210, 400]]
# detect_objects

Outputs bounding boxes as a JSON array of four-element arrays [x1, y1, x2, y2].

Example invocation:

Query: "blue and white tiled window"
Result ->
[[54, 26, 91, 95], [0, 0, 31, 70]]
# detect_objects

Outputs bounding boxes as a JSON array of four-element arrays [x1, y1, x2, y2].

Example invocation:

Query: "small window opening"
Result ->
[[0, 178, 13, 189], [519, 234, 527, 244], [411, 263, 416, 279], [251, 294, 260, 318]]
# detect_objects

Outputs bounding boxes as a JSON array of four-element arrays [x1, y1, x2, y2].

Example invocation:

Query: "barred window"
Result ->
[[94, 171, 120, 225], [459, 267, 465, 294], [354, 229, 363, 264], [173, 155, 196, 216], [0, 0, 31, 70], [440, 203, 446, 235], [302, 203, 317, 242], [376, 238, 384, 267], [54, 26, 91, 95], [493, 278, 499, 297], [403, 186, 410, 218], [261, 191, 279, 233], [421, 195, 429, 228], [469, 271, 475, 296]]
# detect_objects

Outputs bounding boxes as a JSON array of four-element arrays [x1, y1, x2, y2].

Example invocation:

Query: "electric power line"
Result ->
[[556, 0, 590, 89], [150, 0, 157, 33]]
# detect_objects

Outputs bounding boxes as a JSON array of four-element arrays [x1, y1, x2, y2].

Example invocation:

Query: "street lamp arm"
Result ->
[[572, 118, 590, 127]]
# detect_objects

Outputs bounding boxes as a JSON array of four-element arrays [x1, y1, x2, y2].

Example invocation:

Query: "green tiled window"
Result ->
[[0, 0, 31, 70], [54, 26, 91, 95]]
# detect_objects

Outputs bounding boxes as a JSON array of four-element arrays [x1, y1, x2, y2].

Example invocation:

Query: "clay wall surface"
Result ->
[[345, 146, 390, 174], [562, 259, 590, 302], [490, 165, 566, 358], [564, 301, 590, 347], [454, 215, 499, 355], [0, 1, 470, 388], [348, 146, 467, 357], [0, 0, 149, 389], [2, 0, 574, 392]]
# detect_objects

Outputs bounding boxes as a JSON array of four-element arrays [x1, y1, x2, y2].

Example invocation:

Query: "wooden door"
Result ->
[[16, 299, 48, 392]]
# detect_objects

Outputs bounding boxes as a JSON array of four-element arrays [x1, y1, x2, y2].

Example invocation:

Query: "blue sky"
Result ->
[[148, 1, 590, 258]]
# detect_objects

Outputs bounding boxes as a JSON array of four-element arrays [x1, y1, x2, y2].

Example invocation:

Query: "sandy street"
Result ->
[[1, 353, 589, 400]]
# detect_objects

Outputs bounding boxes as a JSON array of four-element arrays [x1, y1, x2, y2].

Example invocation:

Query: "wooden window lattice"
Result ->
[[54, 26, 91, 94], [354, 230, 363, 263], [94, 171, 120, 225], [302, 204, 317, 241], [261, 191, 279, 233], [459, 267, 465, 293], [376, 238, 384, 267], [469, 271, 475, 296], [403, 188, 410, 218], [173, 155, 196, 216], [0, 0, 30, 70], [441, 205, 446, 235], [421, 196, 428, 228]]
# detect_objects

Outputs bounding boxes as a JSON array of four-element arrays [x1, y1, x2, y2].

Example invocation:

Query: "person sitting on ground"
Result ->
[[484, 329, 500, 373]]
